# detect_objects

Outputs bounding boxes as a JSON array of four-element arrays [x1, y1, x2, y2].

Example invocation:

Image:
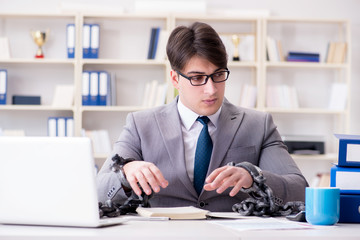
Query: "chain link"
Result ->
[[233, 175, 305, 216]]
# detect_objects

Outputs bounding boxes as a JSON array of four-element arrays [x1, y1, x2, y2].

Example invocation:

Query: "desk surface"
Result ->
[[0, 218, 359, 240]]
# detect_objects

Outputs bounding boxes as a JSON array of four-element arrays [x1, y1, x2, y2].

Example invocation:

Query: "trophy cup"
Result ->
[[231, 34, 241, 61], [31, 30, 49, 58]]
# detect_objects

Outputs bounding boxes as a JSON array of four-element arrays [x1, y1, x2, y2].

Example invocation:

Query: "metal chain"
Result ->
[[232, 176, 305, 216]]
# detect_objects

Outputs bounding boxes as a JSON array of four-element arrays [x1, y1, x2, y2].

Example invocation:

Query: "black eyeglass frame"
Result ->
[[176, 68, 230, 86]]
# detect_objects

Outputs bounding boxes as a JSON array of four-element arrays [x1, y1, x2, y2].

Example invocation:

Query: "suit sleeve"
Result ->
[[96, 112, 143, 203], [258, 113, 308, 203]]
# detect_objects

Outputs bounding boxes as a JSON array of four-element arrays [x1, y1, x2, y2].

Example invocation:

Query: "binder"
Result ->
[[48, 117, 57, 137], [98, 71, 108, 106], [65, 117, 74, 137], [83, 24, 91, 58], [330, 165, 360, 194], [82, 71, 90, 105], [147, 28, 156, 59], [66, 24, 75, 59], [57, 118, 66, 137], [90, 24, 100, 59], [339, 194, 360, 223], [0, 70, 7, 105], [90, 71, 99, 105], [151, 27, 161, 59], [335, 133, 360, 167]]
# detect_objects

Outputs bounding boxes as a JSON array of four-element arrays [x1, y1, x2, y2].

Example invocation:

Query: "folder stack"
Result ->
[[48, 117, 74, 137], [66, 23, 100, 59], [330, 134, 360, 223], [82, 71, 115, 106]]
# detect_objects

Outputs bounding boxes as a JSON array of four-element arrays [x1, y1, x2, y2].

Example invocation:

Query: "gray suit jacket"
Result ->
[[97, 97, 308, 212]]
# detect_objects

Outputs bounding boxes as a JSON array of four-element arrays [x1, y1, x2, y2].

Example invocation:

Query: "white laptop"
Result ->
[[0, 136, 126, 227]]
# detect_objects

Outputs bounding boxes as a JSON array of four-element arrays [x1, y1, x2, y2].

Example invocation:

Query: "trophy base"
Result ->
[[232, 56, 240, 61], [35, 54, 44, 58]]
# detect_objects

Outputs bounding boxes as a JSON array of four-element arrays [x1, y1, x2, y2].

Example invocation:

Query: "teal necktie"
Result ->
[[193, 116, 213, 195]]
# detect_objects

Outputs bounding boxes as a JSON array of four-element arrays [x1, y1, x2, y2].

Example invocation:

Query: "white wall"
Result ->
[[1, 0, 359, 135]]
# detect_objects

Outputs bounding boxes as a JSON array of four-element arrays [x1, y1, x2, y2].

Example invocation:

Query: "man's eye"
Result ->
[[190, 76, 205, 81], [213, 72, 224, 78]]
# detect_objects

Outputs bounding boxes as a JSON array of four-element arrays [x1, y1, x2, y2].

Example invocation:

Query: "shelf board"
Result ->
[[291, 153, 337, 161], [0, 105, 75, 111], [265, 108, 346, 114], [81, 105, 149, 112], [265, 62, 348, 69], [0, 58, 75, 65], [81, 59, 167, 66], [228, 61, 258, 68]]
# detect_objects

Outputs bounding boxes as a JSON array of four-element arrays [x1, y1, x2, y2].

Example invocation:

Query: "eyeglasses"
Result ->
[[176, 69, 230, 86]]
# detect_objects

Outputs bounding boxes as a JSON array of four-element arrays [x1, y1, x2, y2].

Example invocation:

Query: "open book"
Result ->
[[136, 206, 209, 220]]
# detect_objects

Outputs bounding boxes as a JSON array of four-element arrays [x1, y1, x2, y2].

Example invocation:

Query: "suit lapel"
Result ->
[[155, 97, 198, 196], [207, 100, 245, 174]]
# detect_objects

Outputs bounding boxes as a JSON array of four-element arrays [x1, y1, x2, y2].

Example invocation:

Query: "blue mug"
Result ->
[[305, 187, 340, 225]]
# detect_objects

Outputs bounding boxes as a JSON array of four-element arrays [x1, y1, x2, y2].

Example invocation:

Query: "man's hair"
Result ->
[[166, 22, 228, 71]]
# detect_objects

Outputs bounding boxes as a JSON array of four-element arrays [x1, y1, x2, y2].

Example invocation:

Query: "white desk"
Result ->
[[0, 218, 359, 240]]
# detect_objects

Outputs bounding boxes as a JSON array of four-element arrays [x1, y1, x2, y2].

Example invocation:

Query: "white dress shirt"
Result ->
[[177, 99, 221, 182]]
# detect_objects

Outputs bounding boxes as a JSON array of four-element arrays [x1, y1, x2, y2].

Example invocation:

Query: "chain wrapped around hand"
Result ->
[[99, 154, 153, 218], [230, 162, 305, 217]]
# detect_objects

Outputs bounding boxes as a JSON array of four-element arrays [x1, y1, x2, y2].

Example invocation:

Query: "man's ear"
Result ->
[[170, 70, 179, 90]]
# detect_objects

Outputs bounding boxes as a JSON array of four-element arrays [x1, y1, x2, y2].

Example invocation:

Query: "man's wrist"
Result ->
[[227, 161, 265, 193]]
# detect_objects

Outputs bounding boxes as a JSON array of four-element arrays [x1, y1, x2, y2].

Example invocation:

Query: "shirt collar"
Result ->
[[177, 98, 221, 131]]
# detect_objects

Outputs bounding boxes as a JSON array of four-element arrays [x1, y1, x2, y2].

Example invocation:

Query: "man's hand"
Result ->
[[203, 166, 253, 197], [123, 161, 169, 196]]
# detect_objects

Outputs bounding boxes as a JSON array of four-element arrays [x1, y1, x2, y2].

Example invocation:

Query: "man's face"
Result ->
[[171, 55, 226, 116]]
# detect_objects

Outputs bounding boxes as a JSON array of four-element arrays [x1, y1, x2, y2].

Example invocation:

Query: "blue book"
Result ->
[[339, 194, 360, 223], [66, 24, 75, 59], [83, 24, 91, 59], [89, 71, 99, 105], [48, 117, 58, 137], [82, 71, 91, 106], [335, 133, 360, 167], [90, 24, 100, 59], [65, 117, 74, 137], [98, 71, 108, 106], [288, 51, 320, 57], [330, 165, 360, 194], [286, 55, 320, 62], [151, 28, 161, 59], [147, 28, 157, 59], [0, 69, 7, 105]]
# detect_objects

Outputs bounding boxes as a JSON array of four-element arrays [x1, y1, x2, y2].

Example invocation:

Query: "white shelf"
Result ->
[[265, 108, 346, 114], [291, 153, 337, 161], [0, 58, 76, 65], [265, 61, 348, 69], [81, 59, 167, 66], [0, 105, 75, 111], [80, 106, 149, 112]]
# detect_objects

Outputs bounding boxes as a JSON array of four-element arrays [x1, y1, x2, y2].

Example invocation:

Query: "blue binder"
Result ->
[[98, 71, 108, 106], [335, 134, 360, 167], [48, 117, 58, 137], [0, 69, 7, 105], [330, 165, 360, 194], [82, 71, 91, 106], [65, 117, 74, 137], [90, 24, 100, 59], [66, 24, 75, 59], [339, 194, 360, 223], [83, 24, 91, 58], [89, 71, 99, 105]]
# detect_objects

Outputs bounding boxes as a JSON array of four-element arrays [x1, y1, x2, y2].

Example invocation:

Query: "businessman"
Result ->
[[97, 22, 308, 212]]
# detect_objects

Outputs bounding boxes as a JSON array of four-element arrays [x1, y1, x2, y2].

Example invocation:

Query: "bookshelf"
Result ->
[[0, 13, 352, 181], [261, 17, 351, 178]]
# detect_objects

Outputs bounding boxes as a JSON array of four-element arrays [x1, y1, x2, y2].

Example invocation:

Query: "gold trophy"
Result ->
[[31, 30, 49, 58], [231, 34, 241, 61]]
